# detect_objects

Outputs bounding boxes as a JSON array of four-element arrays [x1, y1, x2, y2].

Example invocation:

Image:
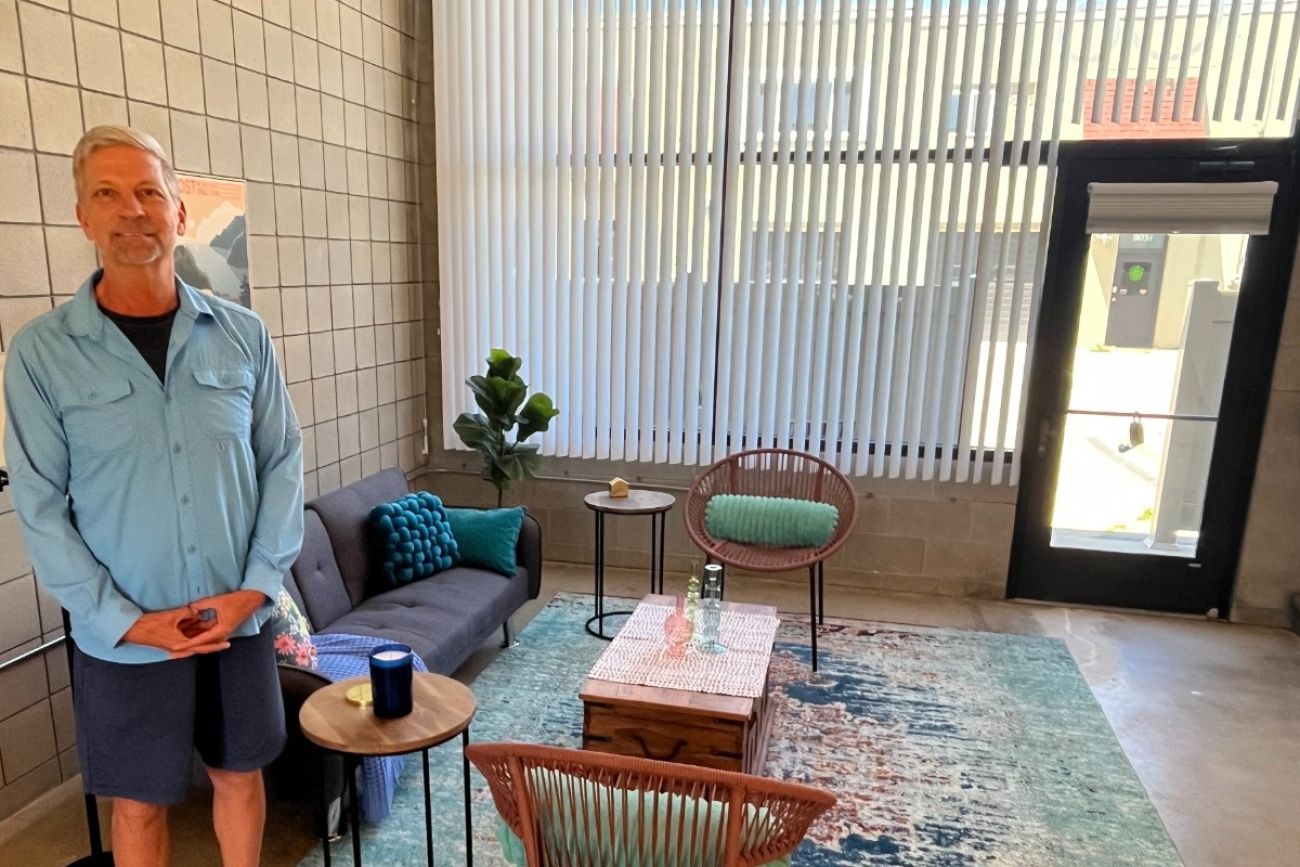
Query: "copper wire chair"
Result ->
[[467, 742, 836, 867], [684, 448, 858, 671]]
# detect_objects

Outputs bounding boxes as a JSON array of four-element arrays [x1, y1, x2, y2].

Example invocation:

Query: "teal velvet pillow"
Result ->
[[705, 494, 839, 548], [445, 506, 525, 577], [367, 492, 459, 586]]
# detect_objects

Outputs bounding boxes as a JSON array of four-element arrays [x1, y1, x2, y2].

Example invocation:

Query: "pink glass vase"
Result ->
[[663, 596, 694, 659]]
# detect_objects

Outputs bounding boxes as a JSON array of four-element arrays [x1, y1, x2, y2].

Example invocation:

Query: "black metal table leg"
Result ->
[[656, 512, 666, 594], [462, 727, 474, 867], [648, 513, 657, 594], [319, 752, 332, 867], [809, 564, 819, 673], [586, 509, 631, 639], [818, 560, 826, 625], [348, 756, 363, 866], [423, 749, 434, 866]]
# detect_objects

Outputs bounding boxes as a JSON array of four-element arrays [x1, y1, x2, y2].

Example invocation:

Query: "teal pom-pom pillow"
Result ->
[[445, 506, 525, 577], [705, 494, 839, 548], [367, 492, 459, 586]]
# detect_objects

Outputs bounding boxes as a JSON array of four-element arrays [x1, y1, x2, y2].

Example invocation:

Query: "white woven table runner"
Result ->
[[587, 601, 780, 698]]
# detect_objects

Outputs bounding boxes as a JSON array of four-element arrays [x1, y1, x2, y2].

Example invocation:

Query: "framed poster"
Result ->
[[175, 175, 250, 308]]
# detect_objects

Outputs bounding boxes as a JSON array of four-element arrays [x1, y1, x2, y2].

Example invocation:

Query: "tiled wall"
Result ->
[[0, 0, 432, 820]]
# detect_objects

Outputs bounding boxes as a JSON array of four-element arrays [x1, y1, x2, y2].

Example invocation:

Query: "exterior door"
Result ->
[[1010, 140, 1298, 616]]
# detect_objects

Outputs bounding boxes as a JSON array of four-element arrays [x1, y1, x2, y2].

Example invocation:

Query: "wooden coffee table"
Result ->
[[579, 595, 778, 775]]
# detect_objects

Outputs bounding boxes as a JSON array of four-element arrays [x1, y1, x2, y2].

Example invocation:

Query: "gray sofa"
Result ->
[[271, 468, 542, 811]]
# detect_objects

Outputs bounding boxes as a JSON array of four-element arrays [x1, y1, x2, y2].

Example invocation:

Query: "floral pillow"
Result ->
[[270, 589, 318, 670]]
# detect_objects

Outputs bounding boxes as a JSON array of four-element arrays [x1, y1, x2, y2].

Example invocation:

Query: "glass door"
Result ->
[[1011, 140, 1298, 616]]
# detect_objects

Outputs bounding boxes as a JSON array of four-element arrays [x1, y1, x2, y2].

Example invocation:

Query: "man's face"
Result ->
[[75, 145, 187, 268]]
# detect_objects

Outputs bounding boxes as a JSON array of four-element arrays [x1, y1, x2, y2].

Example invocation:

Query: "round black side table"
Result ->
[[582, 489, 676, 640]]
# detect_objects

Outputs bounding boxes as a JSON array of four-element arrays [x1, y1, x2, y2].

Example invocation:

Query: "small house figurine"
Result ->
[[608, 477, 630, 498]]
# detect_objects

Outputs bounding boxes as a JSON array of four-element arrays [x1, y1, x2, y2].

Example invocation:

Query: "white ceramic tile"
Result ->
[[197, 0, 233, 63], [324, 189, 348, 238], [164, 46, 204, 112], [361, 14, 380, 64], [327, 238, 350, 282], [336, 410, 359, 456], [72, 0, 116, 25], [0, 224, 49, 295], [336, 372, 359, 419], [305, 282, 330, 332], [81, 90, 128, 128], [347, 194, 366, 240], [368, 197, 387, 241], [289, 0, 314, 37], [27, 80, 82, 156], [263, 21, 293, 83], [320, 93, 344, 146], [169, 110, 208, 172], [0, 1, 24, 73], [292, 32, 318, 89], [231, 10, 264, 73], [298, 137, 323, 189], [309, 329, 334, 376], [343, 101, 364, 150], [206, 117, 241, 177], [318, 44, 342, 97], [351, 281, 372, 326], [311, 375, 336, 420], [282, 332, 310, 382], [0, 73, 32, 148], [267, 76, 296, 134], [364, 106, 384, 155], [240, 123, 272, 180], [202, 58, 237, 120], [280, 284, 307, 333], [19, 2, 77, 84], [332, 327, 354, 372], [244, 181, 274, 236], [270, 130, 299, 184], [74, 18, 124, 96], [248, 233, 282, 288], [315, 0, 339, 47], [348, 238, 370, 283], [0, 148, 39, 226], [303, 237, 328, 284], [338, 3, 360, 58], [277, 236, 305, 285], [122, 32, 167, 104], [345, 147, 365, 195], [44, 225, 94, 294], [118, 0, 160, 39], [126, 99, 170, 155], [295, 85, 321, 141], [35, 153, 76, 226], [262, 0, 289, 27], [273, 184, 302, 235], [159, 0, 199, 51], [340, 51, 362, 104], [381, 22, 399, 74], [235, 67, 268, 127], [288, 378, 314, 426], [301, 187, 326, 237]]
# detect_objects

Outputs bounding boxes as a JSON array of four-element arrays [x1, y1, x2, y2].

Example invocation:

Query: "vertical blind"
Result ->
[[433, 0, 1299, 485]]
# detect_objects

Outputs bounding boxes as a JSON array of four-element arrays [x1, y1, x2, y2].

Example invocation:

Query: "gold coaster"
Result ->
[[345, 683, 373, 707]]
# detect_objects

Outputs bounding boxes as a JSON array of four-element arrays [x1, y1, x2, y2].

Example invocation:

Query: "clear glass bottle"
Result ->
[[663, 594, 693, 659], [696, 563, 725, 654], [685, 563, 702, 631]]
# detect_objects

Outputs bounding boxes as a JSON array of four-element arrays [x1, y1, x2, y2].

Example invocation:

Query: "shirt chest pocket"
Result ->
[[61, 379, 137, 456], [192, 368, 255, 439]]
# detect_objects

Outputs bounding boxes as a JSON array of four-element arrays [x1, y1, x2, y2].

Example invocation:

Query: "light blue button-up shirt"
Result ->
[[3, 272, 304, 663]]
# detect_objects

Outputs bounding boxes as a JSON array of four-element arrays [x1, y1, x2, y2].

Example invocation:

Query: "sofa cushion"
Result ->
[[269, 590, 318, 670], [319, 566, 529, 673], [308, 467, 410, 606], [289, 511, 354, 631], [368, 492, 459, 586]]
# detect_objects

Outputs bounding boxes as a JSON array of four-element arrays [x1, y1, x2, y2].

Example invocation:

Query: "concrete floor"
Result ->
[[2, 562, 1298, 867]]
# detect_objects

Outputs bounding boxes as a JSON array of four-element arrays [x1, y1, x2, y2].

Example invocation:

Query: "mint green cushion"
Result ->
[[493, 773, 791, 867], [704, 494, 839, 548], [445, 506, 525, 576]]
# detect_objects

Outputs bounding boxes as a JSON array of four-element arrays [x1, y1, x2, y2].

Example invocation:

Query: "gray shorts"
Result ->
[[72, 624, 286, 805]]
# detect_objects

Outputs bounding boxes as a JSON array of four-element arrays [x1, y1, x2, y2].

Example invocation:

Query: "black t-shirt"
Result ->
[[100, 305, 177, 384]]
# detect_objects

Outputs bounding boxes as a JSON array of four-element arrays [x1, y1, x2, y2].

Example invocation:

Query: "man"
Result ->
[[2, 126, 303, 867]]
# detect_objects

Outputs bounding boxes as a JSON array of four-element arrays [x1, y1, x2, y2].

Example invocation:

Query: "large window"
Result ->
[[433, 0, 1299, 484]]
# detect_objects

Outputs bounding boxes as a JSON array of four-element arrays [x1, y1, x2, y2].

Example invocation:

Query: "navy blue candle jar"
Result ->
[[368, 643, 414, 719]]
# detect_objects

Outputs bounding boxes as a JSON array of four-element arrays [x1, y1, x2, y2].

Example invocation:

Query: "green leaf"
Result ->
[[486, 348, 523, 383], [468, 375, 526, 425], [515, 392, 560, 441], [452, 412, 494, 449]]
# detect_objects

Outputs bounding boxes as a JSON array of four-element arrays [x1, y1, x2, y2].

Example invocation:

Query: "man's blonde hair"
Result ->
[[72, 125, 180, 202]]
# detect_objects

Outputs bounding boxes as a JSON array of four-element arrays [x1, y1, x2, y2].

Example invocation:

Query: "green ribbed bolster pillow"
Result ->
[[705, 494, 839, 548]]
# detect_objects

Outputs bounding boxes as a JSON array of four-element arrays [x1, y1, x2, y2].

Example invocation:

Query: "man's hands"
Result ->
[[123, 589, 269, 659]]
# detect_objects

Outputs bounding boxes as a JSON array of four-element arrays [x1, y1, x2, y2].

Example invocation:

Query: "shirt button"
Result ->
[[87, 391, 98, 400], [187, 544, 197, 553], [180, 495, 190, 505], [173, 443, 182, 454], [221, 373, 232, 384]]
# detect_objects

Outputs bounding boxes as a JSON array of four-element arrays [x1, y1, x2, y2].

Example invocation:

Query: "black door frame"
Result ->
[[1008, 138, 1300, 617]]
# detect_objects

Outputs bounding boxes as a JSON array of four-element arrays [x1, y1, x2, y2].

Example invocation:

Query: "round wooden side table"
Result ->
[[299, 672, 477, 867], [583, 489, 676, 639]]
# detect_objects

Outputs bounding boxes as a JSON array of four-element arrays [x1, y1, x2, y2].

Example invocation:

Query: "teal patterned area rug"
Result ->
[[296, 592, 1182, 867]]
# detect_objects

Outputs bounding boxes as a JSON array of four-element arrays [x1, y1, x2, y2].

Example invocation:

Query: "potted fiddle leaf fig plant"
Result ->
[[453, 349, 560, 507]]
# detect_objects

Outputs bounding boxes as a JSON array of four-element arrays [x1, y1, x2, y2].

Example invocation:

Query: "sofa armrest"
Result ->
[[277, 662, 333, 710], [518, 511, 543, 600]]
